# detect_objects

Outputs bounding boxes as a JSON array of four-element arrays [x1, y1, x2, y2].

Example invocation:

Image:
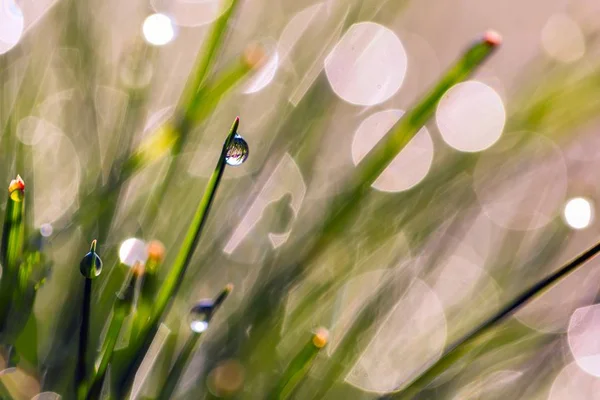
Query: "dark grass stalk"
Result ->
[[116, 117, 242, 394], [270, 328, 329, 400], [384, 239, 600, 399], [86, 268, 136, 399], [76, 240, 103, 400], [0, 176, 25, 332], [157, 285, 232, 400]]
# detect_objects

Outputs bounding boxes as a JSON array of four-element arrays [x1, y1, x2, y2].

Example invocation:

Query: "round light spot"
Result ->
[[190, 320, 208, 333], [563, 197, 593, 230], [119, 238, 148, 267], [325, 22, 407, 106], [568, 305, 600, 377], [436, 81, 505, 152], [548, 361, 600, 400], [541, 14, 585, 63], [473, 134, 567, 231], [352, 110, 433, 192], [0, 0, 24, 55], [142, 13, 176, 46], [346, 279, 447, 393], [40, 223, 53, 237], [277, 3, 324, 61]]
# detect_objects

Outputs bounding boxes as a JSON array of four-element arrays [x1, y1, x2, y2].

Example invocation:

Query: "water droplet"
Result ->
[[80, 251, 103, 279], [225, 134, 249, 166], [189, 300, 215, 333], [40, 223, 53, 237]]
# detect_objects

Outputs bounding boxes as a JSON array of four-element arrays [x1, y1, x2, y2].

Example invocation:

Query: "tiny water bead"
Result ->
[[225, 134, 249, 166], [80, 249, 103, 279], [189, 300, 215, 333]]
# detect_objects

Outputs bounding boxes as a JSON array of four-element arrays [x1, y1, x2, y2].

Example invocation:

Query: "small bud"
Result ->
[[147, 240, 166, 262], [312, 328, 329, 348], [8, 175, 25, 202]]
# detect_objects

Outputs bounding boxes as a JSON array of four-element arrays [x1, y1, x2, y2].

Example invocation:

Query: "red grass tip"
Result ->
[[243, 43, 267, 68], [224, 283, 234, 293], [483, 30, 502, 46], [312, 328, 329, 348], [8, 175, 25, 193]]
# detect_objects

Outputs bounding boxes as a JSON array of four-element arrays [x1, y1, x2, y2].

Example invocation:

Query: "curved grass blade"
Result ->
[[270, 328, 329, 400], [0, 175, 26, 332], [157, 285, 232, 400], [116, 117, 242, 394], [384, 239, 600, 399]]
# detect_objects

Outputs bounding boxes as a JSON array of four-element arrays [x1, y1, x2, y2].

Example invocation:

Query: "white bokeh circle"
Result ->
[[548, 361, 600, 399], [352, 110, 434, 192], [563, 197, 593, 230], [436, 81, 505, 152], [346, 279, 447, 393], [473, 134, 567, 231], [0, 0, 24, 55], [568, 305, 600, 377], [325, 22, 407, 106], [541, 14, 585, 63], [142, 13, 176, 46]]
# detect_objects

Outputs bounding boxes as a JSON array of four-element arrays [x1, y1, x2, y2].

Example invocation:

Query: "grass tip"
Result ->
[[312, 328, 329, 348], [483, 30, 502, 46], [132, 262, 145, 277], [8, 175, 25, 201], [90, 239, 98, 253]]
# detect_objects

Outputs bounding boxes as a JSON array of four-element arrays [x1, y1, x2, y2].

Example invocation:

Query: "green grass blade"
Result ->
[[270, 328, 329, 400], [116, 117, 242, 393], [385, 239, 600, 399], [314, 31, 501, 252], [176, 0, 242, 114], [86, 269, 136, 399], [0, 175, 26, 331], [157, 285, 232, 400]]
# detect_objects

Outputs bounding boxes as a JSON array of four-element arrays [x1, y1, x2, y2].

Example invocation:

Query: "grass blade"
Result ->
[[76, 240, 103, 399], [385, 239, 600, 399], [270, 328, 329, 400], [86, 267, 136, 399], [157, 285, 232, 400], [116, 117, 244, 394], [0, 175, 26, 332]]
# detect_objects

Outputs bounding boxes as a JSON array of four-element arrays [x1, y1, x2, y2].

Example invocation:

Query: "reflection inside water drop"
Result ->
[[190, 300, 215, 333], [225, 134, 249, 166]]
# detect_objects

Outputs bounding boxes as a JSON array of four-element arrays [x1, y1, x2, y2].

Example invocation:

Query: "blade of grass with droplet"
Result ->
[[0, 176, 26, 332], [385, 239, 600, 399], [157, 285, 232, 400], [115, 117, 240, 394], [270, 329, 329, 400]]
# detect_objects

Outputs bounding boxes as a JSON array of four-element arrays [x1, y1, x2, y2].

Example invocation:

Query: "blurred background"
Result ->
[[3, 0, 600, 398]]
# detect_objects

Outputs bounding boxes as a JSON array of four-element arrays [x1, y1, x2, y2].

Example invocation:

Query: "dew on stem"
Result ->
[[225, 133, 249, 166]]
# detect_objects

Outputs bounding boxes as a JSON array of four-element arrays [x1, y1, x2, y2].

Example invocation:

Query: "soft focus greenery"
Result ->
[[1, 0, 600, 399]]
